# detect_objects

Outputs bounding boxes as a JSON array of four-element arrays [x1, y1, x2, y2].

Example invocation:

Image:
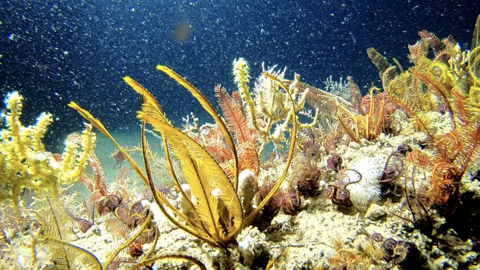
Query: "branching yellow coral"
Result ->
[[233, 58, 319, 152], [0, 92, 96, 208]]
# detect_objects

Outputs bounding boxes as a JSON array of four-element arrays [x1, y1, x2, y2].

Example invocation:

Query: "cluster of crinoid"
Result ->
[[73, 149, 161, 264], [324, 169, 362, 208], [292, 129, 324, 199], [322, 234, 381, 270], [258, 180, 301, 224], [106, 200, 155, 259], [378, 144, 411, 197], [75, 152, 158, 264], [255, 128, 325, 225], [322, 233, 422, 270], [336, 84, 399, 143], [375, 27, 480, 215]]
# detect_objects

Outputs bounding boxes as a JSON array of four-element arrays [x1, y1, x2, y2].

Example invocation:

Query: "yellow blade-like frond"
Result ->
[[39, 237, 102, 270], [68, 101, 149, 186], [123, 76, 169, 124], [156, 65, 239, 190], [139, 112, 243, 244], [68, 102, 180, 217], [140, 121, 214, 245], [124, 77, 197, 220]]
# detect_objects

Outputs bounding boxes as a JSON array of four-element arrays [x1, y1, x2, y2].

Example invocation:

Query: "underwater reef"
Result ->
[[2, 15, 480, 270]]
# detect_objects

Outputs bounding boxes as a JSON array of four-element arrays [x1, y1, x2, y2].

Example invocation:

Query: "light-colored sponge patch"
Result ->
[[346, 157, 383, 207]]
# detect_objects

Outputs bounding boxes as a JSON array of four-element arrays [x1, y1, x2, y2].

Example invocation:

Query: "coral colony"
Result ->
[[1, 16, 480, 269]]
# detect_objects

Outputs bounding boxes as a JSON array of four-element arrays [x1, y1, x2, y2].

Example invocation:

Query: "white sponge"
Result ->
[[346, 157, 383, 207]]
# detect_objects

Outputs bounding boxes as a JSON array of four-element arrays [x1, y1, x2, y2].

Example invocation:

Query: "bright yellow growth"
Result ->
[[70, 65, 297, 247], [0, 91, 96, 208]]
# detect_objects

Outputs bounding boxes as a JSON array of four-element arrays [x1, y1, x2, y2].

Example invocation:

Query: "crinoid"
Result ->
[[378, 25, 480, 213], [291, 144, 322, 198], [64, 205, 93, 234], [258, 180, 301, 224], [335, 85, 396, 143], [381, 237, 421, 269], [323, 234, 387, 270], [388, 167, 437, 236], [69, 65, 298, 248], [79, 152, 129, 215], [362, 233, 386, 264], [114, 200, 150, 229], [106, 201, 156, 262], [214, 84, 260, 177], [98, 194, 123, 215], [324, 169, 362, 207], [326, 153, 342, 173], [31, 197, 103, 269], [322, 125, 343, 154], [378, 145, 409, 197]]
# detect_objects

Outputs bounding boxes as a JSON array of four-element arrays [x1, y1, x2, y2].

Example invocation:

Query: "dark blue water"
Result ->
[[0, 0, 478, 150]]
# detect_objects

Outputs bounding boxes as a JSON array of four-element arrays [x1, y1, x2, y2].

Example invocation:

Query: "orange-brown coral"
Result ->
[[210, 84, 261, 177], [379, 29, 480, 212]]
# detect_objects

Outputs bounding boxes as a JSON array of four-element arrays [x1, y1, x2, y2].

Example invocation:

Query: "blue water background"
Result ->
[[0, 0, 478, 151]]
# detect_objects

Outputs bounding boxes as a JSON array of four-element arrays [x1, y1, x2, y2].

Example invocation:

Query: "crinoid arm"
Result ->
[[68, 102, 148, 185], [139, 112, 244, 245], [156, 65, 239, 189], [35, 197, 102, 269], [69, 101, 218, 246]]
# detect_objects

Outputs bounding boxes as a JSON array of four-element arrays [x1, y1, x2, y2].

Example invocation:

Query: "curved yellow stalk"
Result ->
[[103, 211, 152, 270], [141, 226, 159, 261], [124, 77, 199, 223], [156, 65, 240, 190], [336, 103, 360, 143], [68, 102, 191, 225], [68, 102, 148, 186], [244, 74, 297, 226], [140, 121, 217, 246]]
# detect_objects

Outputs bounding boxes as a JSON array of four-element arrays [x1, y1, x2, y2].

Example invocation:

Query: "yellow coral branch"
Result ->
[[0, 92, 95, 209]]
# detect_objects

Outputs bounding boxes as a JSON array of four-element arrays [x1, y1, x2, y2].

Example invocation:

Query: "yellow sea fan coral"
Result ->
[[0, 91, 95, 208]]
